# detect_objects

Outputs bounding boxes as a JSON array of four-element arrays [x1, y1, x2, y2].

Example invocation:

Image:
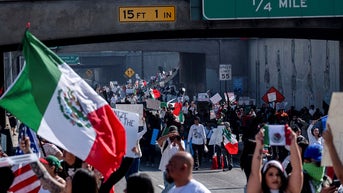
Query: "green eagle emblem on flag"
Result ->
[[58, 88, 92, 128]]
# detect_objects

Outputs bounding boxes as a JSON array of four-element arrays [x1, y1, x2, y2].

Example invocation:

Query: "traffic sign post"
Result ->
[[219, 64, 232, 81], [203, 0, 343, 20], [125, 67, 135, 78]]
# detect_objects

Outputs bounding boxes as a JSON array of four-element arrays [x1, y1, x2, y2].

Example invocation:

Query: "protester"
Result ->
[[307, 120, 324, 146], [125, 118, 147, 180], [166, 151, 210, 193], [20, 137, 65, 193], [59, 150, 84, 179], [125, 173, 154, 193], [302, 144, 337, 193], [219, 122, 234, 171], [98, 157, 134, 193], [323, 124, 343, 184], [69, 168, 98, 193], [0, 166, 14, 193], [246, 127, 303, 193], [157, 125, 185, 193], [187, 116, 206, 170], [7, 113, 17, 136], [39, 155, 66, 193]]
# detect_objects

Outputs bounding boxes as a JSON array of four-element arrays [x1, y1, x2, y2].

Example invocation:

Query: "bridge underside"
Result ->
[[1, 27, 342, 51]]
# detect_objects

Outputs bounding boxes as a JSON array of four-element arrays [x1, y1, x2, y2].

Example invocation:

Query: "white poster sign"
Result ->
[[210, 93, 222, 104], [115, 104, 144, 126], [322, 92, 343, 166], [113, 109, 139, 158], [267, 92, 277, 102], [198, 93, 209, 102], [146, 99, 161, 110]]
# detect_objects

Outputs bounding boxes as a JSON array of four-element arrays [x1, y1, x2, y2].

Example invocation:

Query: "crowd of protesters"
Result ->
[[3, 66, 343, 193]]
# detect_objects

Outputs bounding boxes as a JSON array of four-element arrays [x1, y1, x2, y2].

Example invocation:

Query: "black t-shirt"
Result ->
[[58, 157, 83, 179]]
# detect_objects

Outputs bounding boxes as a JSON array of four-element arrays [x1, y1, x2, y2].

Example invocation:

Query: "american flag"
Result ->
[[9, 124, 41, 193]]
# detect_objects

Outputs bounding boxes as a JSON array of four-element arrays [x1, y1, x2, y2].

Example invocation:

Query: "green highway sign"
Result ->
[[59, 55, 80, 65], [203, 0, 343, 20]]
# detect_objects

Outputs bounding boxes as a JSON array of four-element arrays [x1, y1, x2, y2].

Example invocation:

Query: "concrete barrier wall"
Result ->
[[248, 39, 339, 110]]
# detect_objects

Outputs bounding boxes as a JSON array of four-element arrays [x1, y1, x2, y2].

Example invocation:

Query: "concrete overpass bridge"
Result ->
[[0, 0, 343, 51]]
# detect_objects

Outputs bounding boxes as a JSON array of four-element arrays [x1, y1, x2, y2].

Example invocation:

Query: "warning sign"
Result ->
[[125, 67, 135, 78]]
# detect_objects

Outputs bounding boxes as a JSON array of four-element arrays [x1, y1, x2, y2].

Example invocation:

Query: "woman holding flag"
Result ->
[[247, 126, 303, 193], [219, 122, 235, 171]]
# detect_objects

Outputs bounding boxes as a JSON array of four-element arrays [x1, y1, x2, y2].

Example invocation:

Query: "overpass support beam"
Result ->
[[340, 42, 343, 91], [0, 52, 5, 130]]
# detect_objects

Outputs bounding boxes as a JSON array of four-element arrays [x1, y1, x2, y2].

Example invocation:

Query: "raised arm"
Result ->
[[98, 157, 134, 193], [20, 137, 65, 193], [137, 121, 147, 140], [323, 124, 343, 183], [157, 133, 170, 147], [246, 129, 264, 193], [285, 127, 303, 193], [307, 120, 317, 144]]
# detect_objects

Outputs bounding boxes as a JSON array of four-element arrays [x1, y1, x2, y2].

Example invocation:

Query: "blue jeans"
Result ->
[[125, 157, 140, 180]]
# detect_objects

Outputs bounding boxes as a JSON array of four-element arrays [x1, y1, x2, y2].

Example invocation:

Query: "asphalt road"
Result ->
[[115, 159, 247, 193]]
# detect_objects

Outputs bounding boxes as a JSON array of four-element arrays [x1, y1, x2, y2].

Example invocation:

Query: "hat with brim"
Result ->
[[40, 155, 62, 170], [168, 125, 178, 134]]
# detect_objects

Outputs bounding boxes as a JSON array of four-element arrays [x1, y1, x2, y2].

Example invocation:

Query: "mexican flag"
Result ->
[[150, 88, 161, 99], [263, 125, 291, 146], [222, 128, 238, 155], [0, 31, 126, 180]]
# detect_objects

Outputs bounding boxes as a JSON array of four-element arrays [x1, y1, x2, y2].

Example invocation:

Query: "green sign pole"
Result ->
[[203, 0, 343, 20]]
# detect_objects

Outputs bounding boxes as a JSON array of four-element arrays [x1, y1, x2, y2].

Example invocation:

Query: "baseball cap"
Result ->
[[304, 144, 322, 162], [40, 155, 62, 170], [168, 125, 178, 134]]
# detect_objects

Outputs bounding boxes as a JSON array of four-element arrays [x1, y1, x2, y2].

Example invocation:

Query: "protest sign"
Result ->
[[113, 109, 139, 158], [146, 99, 161, 110], [116, 104, 144, 126], [210, 93, 222, 104], [322, 92, 343, 166]]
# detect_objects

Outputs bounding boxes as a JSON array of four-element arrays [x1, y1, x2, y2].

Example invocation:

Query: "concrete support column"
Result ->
[[0, 51, 5, 130], [340, 41, 343, 91]]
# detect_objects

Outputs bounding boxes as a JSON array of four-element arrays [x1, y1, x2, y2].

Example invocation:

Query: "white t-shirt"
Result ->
[[168, 179, 211, 193], [188, 124, 206, 145], [158, 139, 185, 171]]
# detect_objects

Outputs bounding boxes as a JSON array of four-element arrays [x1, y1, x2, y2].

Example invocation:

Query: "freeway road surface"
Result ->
[[115, 160, 247, 193]]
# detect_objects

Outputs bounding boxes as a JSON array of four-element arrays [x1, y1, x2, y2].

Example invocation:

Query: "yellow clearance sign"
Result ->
[[119, 6, 175, 22]]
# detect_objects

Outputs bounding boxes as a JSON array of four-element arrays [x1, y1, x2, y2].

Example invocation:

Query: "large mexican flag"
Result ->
[[0, 31, 126, 179]]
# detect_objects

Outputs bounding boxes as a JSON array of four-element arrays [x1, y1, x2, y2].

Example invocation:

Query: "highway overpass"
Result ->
[[0, 0, 343, 51]]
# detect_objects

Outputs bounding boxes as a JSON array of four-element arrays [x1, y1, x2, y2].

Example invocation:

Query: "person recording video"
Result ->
[[157, 125, 185, 193]]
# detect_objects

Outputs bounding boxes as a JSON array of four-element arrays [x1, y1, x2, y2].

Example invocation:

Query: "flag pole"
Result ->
[[36, 135, 47, 157]]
